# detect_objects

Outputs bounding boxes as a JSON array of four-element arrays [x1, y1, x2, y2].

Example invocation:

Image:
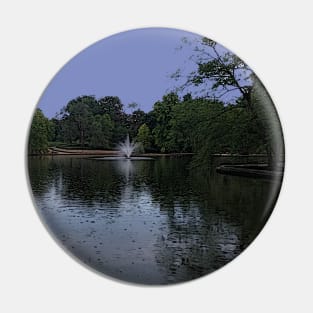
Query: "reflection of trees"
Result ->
[[28, 156, 59, 197], [29, 157, 156, 210], [56, 158, 124, 206], [28, 155, 281, 284], [28, 157, 125, 208], [154, 208, 242, 282], [145, 156, 281, 283], [191, 165, 281, 245], [146, 157, 192, 210]]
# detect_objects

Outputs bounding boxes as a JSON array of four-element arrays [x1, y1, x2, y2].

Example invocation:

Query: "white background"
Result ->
[[0, 1, 312, 312]]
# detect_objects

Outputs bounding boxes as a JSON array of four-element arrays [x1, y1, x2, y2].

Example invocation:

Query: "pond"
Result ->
[[28, 155, 281, 285]]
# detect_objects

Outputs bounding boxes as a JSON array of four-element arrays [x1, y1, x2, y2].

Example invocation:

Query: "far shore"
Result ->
[[29, 148, 284, 179], [29, 147, 270, 159], [29, 147, 195, 157]]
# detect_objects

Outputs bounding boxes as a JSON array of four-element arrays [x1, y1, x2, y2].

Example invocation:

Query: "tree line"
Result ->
[[29, 37, 284, 167], [29, 87, 273, 158]]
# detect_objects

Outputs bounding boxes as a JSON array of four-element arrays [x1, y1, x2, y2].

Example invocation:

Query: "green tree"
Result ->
[[88, 114, 113, 148], [175, 37, 253, 106], [127, 102, 139, 113], [192, 103, 266, 167], [97, 96, 127, 143], [97, 96, 124, 119], [28, 109, 49, 154], [167, 96, 224, 153], [62, 96, 95, 146], [127, 109, 147, 139], [250, 78, 285, 167], [137, 123, 152, 151], [47, 119, 56, 142], [60, 115, 78, 144], [152, 93, 179, 152], [174, 37, 283, 166]]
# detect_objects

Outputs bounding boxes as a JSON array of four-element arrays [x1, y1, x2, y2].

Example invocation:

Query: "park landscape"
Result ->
[[27, 28, 284, 284]]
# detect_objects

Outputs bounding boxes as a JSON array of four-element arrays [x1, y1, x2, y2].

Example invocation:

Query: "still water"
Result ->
[[28, 156, 281, 284]]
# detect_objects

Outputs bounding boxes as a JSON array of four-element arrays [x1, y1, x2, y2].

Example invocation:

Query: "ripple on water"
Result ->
[[30, 156, 276, 284]]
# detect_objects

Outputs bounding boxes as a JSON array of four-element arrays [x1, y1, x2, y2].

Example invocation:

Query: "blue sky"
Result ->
[[38, 28, 202, 118]]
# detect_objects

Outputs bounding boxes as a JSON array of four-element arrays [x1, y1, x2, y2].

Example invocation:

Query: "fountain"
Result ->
[[117, 134, 139, 158], [91, 134, 154, 162]]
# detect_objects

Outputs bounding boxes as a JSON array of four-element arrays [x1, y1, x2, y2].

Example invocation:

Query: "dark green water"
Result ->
[[28, 156, 281, 284]]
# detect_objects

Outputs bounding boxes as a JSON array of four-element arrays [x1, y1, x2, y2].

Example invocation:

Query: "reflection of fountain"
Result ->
[[115, 159, 134, 183], [117, 134, 139, 158]]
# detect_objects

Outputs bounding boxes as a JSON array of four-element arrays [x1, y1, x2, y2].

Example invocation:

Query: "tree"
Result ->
[[127, 109, 147, 139], [127, 102, 139, 113], [250, 78, 285, 167], [28, 109, 49, 154], [136, 123, 152, 151], [97, 96, 125, 121], [167, 96, 224, 153], [47, 119, 56, 142], [192, 102, 266, 166], [152, 93, 179, 152], [61, 115, 78, 144], [174, 37, 253, 107], [56, 95, 129, 147], [88, 114, 113, 148], [174, 37, 284, 166], [97, 96, 127, 143], [48, 118, 62, 142], [62, 96, 95, 146]]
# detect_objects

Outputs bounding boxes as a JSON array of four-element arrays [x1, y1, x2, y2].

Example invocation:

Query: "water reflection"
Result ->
[[28, 156, 281, 284], [114, 159, 134, 183]]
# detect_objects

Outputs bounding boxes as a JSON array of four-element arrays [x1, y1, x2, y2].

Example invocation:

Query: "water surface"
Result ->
[[28, 156, 281, 284]]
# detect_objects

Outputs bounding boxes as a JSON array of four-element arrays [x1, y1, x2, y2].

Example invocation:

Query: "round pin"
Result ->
[[27, 27, 284, 285]]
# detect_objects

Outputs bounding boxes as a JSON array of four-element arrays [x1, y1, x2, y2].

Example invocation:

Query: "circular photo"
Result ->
[[27, 28, 284, 285]]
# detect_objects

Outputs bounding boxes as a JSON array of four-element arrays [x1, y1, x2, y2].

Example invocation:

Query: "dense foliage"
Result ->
[[29, 90, 270, 158], [29, 36, 284, 167], [28, 109, 50, 154]]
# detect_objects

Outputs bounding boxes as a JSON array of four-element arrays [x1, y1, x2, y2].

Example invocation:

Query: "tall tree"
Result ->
[[97, 96, 124, 121], [174, 37, 283, 166], [127, 109, 147, 139], [167, 96, 224, 153], [152, 93, 179, 152], [250, 78, 285, 167], [174, 37, 253, 106], [62, 96, 95, 146], [136, 123, 152, 151], [97, 96, 127, 143], [88, 114, 113, 148], [28, 109, 49, 154]]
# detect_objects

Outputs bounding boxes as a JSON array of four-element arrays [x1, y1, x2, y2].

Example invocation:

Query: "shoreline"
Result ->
[[216, 164, 284, 179], [28, 148, 284, 179], [29, 147, 270, 157], [28, 147, 195, 157]]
